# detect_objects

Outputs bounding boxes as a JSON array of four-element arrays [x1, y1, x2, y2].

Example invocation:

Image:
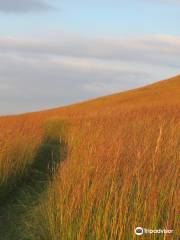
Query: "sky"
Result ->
[[0, 0, 179, 115]]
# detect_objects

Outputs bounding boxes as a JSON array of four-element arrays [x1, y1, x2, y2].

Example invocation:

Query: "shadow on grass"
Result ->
[[0, 121, 68, 240], [24, 137, 67, 191]]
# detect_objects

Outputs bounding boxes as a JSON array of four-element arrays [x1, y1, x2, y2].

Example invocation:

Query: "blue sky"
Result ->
[[0, 0, 179, 114], [1, 0, 180, 37]]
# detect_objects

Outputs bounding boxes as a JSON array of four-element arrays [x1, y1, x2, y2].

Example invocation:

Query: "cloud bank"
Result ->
[[0, 0, 53, 13], [0, 0, 179, 14], [0, 33, 179, 115]]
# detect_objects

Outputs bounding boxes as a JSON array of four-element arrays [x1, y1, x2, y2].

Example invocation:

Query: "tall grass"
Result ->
[[22, 107, 180, 240], [0, 76, 180, 239], [0, 120, 41, 202]]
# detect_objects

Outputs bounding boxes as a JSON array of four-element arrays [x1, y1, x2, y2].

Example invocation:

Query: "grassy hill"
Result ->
[[0, 75, 180, 239]]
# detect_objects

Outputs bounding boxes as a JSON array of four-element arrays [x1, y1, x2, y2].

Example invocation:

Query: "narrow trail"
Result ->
[[0, 138, 67, 240]]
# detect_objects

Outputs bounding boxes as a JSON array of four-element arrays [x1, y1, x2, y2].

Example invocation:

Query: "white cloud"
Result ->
[[0, 33, 179, 115], [1, 34, 180, 67]]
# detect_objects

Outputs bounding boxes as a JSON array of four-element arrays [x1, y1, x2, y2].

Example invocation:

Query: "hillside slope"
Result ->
[[0, 75, 180, 240], [0, 75, 179, 121]]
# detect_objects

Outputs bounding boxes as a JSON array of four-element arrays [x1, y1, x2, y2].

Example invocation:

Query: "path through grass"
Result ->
[[0, 134, 67, 240]]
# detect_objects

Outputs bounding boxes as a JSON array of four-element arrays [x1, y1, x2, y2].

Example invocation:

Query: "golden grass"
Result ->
[[0, 75, 180, 239]]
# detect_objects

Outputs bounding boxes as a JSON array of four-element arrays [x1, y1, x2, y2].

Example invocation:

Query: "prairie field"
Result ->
[[0, 76, 180, 240]]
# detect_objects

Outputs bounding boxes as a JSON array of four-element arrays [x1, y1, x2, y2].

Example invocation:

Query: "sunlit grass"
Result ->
[[0, 76, 180, 239], [23, 108, 180, 240]]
